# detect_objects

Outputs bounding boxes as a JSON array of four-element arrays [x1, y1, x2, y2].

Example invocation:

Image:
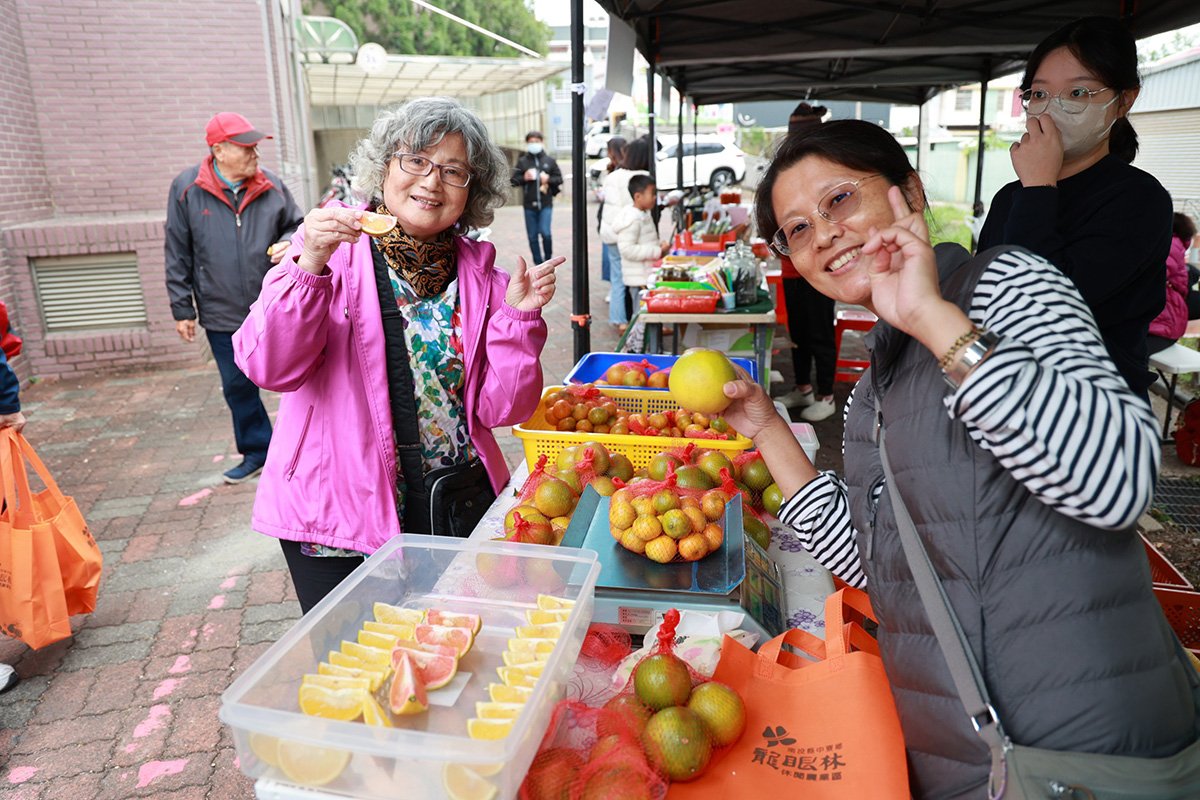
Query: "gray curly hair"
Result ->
[[348, 97, 508, 230]]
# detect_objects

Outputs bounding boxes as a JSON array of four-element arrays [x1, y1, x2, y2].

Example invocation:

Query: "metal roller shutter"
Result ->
[[32, 253, 148, 333], [1132, 108, 1200, 215]]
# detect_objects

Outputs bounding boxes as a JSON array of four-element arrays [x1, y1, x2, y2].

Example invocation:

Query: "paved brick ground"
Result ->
[[0, 183, 841, 798]]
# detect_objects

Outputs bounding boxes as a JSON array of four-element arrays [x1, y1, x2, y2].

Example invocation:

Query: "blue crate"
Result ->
[[564, 351, 758, 389]]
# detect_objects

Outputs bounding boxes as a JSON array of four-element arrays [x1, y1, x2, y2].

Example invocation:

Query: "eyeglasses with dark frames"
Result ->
[[392, 152, 472, 188]]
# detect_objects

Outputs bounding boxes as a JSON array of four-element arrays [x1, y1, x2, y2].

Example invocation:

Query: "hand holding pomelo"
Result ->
[[668, 349, 737, 415]]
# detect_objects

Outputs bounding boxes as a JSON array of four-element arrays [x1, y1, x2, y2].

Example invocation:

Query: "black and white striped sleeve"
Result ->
[[777, 471, 867, 588], [947, 249, 1161, 529]]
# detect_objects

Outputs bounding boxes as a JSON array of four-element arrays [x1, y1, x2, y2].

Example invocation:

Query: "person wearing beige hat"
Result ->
[[165, 112, 304, 483]]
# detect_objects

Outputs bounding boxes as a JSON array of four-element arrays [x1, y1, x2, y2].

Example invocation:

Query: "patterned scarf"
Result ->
[[372, 203, 458, 298]]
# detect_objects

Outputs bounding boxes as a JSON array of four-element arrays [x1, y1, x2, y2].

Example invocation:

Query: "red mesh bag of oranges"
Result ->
[[590, 357, 670, 389], [607, 453, 734, 564], [506, 444, 634, 545]]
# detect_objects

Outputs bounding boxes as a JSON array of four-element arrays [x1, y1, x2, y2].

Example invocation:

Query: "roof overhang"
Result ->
[[303, 54, 568, 107]]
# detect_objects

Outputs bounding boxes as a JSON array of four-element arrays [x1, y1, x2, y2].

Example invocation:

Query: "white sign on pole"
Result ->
[[605, 17, 636, 97]]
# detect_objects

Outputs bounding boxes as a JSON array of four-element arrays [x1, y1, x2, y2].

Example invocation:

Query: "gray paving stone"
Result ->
[[58, 638, 153, 671], [102, 557, 192, 592], [87, 496, 154, 520], [239, 618, 295, 646], [243, 602, 301, 626], [73, 620, 159, 648]]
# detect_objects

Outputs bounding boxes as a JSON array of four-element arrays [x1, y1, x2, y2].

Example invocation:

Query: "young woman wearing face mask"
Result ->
[[977, 16, 1171, 402]]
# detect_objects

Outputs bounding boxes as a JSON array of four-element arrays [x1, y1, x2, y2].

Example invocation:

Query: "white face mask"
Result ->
[[1037, 95, 1118, 161], [526, 142, 544, 155]]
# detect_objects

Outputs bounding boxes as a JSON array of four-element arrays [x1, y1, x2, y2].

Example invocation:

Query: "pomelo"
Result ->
[[426, 610, 482, 635], [415, 623, 475, 657], [388, 652, 429, 715], [388, 644, 458, 690], [668, 349, 737, 415]]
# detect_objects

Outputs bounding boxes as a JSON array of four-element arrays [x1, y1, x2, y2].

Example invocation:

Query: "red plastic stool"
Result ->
[[834, 308, 877, 382]]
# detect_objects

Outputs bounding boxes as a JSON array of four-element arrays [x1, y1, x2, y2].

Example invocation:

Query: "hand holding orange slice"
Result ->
[[360, 212, 398, 237]]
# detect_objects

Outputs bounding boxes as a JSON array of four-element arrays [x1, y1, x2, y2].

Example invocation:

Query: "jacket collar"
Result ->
[[194, 155, 275, 214]]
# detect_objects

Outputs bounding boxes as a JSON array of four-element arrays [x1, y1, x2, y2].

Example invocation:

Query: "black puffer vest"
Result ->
[[842, 244, 1196, 798]]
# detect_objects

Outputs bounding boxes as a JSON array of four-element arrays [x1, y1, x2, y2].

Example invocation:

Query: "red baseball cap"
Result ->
[[205, 112, 273, 147]]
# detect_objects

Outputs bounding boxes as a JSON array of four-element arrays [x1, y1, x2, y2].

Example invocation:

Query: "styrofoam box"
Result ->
[[771, 404, 821, 463], [220, 535, 600, 800]]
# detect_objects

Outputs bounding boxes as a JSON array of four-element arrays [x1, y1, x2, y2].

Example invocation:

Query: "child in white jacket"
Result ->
[[611, 174, 669, 314]]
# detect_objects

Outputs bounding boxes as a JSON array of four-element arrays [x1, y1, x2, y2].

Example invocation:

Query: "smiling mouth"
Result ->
[[411, 195, 442, 209], [826, 248, 860, 273]]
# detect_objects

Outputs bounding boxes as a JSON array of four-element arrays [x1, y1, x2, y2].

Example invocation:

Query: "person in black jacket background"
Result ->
[[510, 131, 563, 264], [977, 17, 1170, 402], [165, 112, 304, 484]]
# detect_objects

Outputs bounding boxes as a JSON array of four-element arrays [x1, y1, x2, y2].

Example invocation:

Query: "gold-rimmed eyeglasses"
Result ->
[[1020, 86, 1113, 116], [770, 174, 882, 256], [393, 152, 472, 188]]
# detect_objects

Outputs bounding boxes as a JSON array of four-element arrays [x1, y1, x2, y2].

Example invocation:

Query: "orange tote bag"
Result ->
[[670, 587, 910, 798]]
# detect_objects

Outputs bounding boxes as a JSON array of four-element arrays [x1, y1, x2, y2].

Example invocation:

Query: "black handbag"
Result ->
[[370, 241, 496, 538]]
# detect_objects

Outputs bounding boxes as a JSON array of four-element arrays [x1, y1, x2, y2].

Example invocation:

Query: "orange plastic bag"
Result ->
[[0, 429, 100, 648], [669, 587, 909, 798]]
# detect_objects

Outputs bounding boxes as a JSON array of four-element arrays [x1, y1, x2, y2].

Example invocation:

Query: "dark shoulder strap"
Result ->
[[368, 241, 425, 481]]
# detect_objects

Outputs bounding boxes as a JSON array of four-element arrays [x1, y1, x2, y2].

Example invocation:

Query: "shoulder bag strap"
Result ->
[[877, 417, 1012, 798], [368, 240, 425, 486]]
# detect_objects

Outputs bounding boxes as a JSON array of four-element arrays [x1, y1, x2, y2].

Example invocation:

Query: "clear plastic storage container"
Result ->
[[220, 535, 600, 800]]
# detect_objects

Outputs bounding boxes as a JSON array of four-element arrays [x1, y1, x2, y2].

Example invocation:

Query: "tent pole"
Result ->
[[570, 0, 590, 361], [971, 60, 991, 251], [647, 62, 656, 185], [915, 99, 923, 171], [693, 100, 698, 188], [677, 85, 684, 215]]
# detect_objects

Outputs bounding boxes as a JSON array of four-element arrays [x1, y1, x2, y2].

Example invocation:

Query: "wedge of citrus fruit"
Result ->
[[488, 683, 532, 704], [358, 629, 401, 650], [514, 622, 564, 640], [525, 608, 571, 625], [360, 211, 398, 237], [443, 763, 499, 800], [505, 638, 556, 657], [362, 693, 394, 728], [475, 701, 524, 720], [373, 602, 425, 626], [497, 665, 542, 688], [277, 740, 351, 787], [427, 609, 483, 635], [248, 732, 280, 767], [340, 641, 391, 667], [502, 650, 549, 667], [317, 662, 387, 692], [392, 638, 459, 660], [467, 718, 514, 740], [363, 620, 415, 639], [298, 685, 364, 721], [389, 652, 429, 715], [536, 594, 576, 611], [414, 623, 475, 656], [388, 646, 458, 690], [301, 673, 371, 692]]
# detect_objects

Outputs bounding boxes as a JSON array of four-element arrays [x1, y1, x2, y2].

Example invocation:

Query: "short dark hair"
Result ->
[[754, 119, 925, 244], [525, 131, 543, 142], [628, 174, 656, 198], [1021, 17, 1141, 163], [1174, 212, 1197, 243]]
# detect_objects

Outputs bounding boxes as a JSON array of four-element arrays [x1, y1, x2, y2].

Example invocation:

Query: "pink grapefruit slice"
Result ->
[[427, 610, 483, 635], [389, 644, 459, 690], [389, 652, 428, 715], [415, 623, 475, 657]]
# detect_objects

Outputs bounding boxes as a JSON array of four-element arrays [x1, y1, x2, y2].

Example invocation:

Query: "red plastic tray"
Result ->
[[1154, 586, 1200, 655], [643, 288, 720, 313], [1142, 532, 1192, 588]]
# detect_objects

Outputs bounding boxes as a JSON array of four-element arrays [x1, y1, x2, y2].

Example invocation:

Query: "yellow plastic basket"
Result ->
[[513, 386, 753, 470]]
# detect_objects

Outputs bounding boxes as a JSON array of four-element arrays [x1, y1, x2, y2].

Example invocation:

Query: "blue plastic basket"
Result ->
[[563, 351, 758, 389]]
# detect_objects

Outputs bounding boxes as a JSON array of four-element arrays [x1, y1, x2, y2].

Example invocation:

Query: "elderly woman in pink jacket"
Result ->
[[1148, 212, 1196, 354], [234, 98, 562, 612]]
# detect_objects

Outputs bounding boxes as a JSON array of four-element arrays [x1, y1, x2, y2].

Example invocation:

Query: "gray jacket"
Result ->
[[165, 157, 304, 333], [843, 244, 1196, 798]]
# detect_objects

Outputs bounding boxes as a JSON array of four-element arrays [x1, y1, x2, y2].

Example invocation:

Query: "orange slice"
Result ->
[[360, 212, 398, 237], [443, 763, 499, 800], [340, 640, 391, 668], [475, 701, 524, 720], [505, 638, 556, 657], [502, 650, 549, 667], [277, 740, 351, 787], [525, 608, 571, 625], [363, 620, 415, 639], [298, 684, 365, 721], [301, 673, 371, 692], [514, 623, 564, 640], [248, 732, 281, 767], [318, 661, 387, 692], [488, 683, 532, 704], [362, 693, 394, 727], [536, 594, 575, 611], [373, 602, 425, 626], [358, 629, 401, 650]]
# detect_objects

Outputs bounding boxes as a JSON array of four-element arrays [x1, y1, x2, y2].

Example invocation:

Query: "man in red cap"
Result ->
[[165, 112, 304, 483]]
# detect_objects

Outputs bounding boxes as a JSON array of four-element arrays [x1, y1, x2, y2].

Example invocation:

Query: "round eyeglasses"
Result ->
[[393, 153, 472, 188], [1020, 86, 1112, 116], [770, 174, 882, 256]]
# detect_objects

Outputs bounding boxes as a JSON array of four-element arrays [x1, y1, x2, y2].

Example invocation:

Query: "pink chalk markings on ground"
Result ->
[[169, 655, 191, 674], [220, 576, 238, 590], [152, 678, 182, 700], [136, 759, 189, 788], [208, 594, 226, 610], [178, 488, 213, 507], [133, 704, 171, 739], [213, 454, 225, 463], [7, 766, 38, 784]]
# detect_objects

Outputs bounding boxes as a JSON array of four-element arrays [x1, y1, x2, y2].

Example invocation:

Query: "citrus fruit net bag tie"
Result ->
[[520, 609, 748, 797]]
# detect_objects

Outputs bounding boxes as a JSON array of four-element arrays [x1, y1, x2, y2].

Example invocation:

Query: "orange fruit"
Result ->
[[700, 489, 729, 522], [598, 694, 654, 738], [373, 602, 424, 626], [686, 681, 747, 746], [524, 747, 583, 800], [475, 701, 525, 720], [660, 509, 692, 540], [427, 610, 483, 635], [744, 515, 772, 551], [674, 466, 715, 491], [277, 740, 350, 787], [476, 551, 521, 588], [608, 453, 635, 482], [668, 349, 737, 415], [534, 478, 577, 519], [358, 629, 401, 649], [651, 489, 680, 513], [589, 476, 616, 497], [634, 652, 692, 710], [696, 451, 733, 484], [632, 515, 663, 542], [647, 453, 683, 482], [298, 684, 364, 721], [578, 442, 612, 475], [678, 533, 709, 561], [536, 595, 575, 611], [682, 506, 708, 534], [443, 763, 499, 800], [762, 483, 785, 517], [340, 641, 391, 667], [609, 500, 637, 530], [642, 706, 713, 782], [467, 718, 514, 739], [360, 211, 398, 236], [701, 523, 724, 552], [388, 646, 458, 690], [619, 529, 647, 554], [643, 535, 677, 563], [631, 496, 656, 517], [740, 457, 774, 492]]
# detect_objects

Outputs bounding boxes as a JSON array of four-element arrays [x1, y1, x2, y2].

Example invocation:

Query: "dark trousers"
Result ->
[[523, 205, 553, 264], [207, 330, 272, 464], [280, 539, 363, 614], [782, 278, 837, 396]]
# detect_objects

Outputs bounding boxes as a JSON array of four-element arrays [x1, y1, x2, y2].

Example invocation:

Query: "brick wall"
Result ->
[[0, 0, 304, 381]]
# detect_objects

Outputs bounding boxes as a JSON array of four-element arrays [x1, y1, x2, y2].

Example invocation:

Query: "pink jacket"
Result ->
[[233, 206, 547, 553], [1150, 236, 1189, 340]]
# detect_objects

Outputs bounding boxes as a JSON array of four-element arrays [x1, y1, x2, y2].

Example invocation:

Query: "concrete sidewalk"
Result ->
[[0, 197, 636, 799]]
